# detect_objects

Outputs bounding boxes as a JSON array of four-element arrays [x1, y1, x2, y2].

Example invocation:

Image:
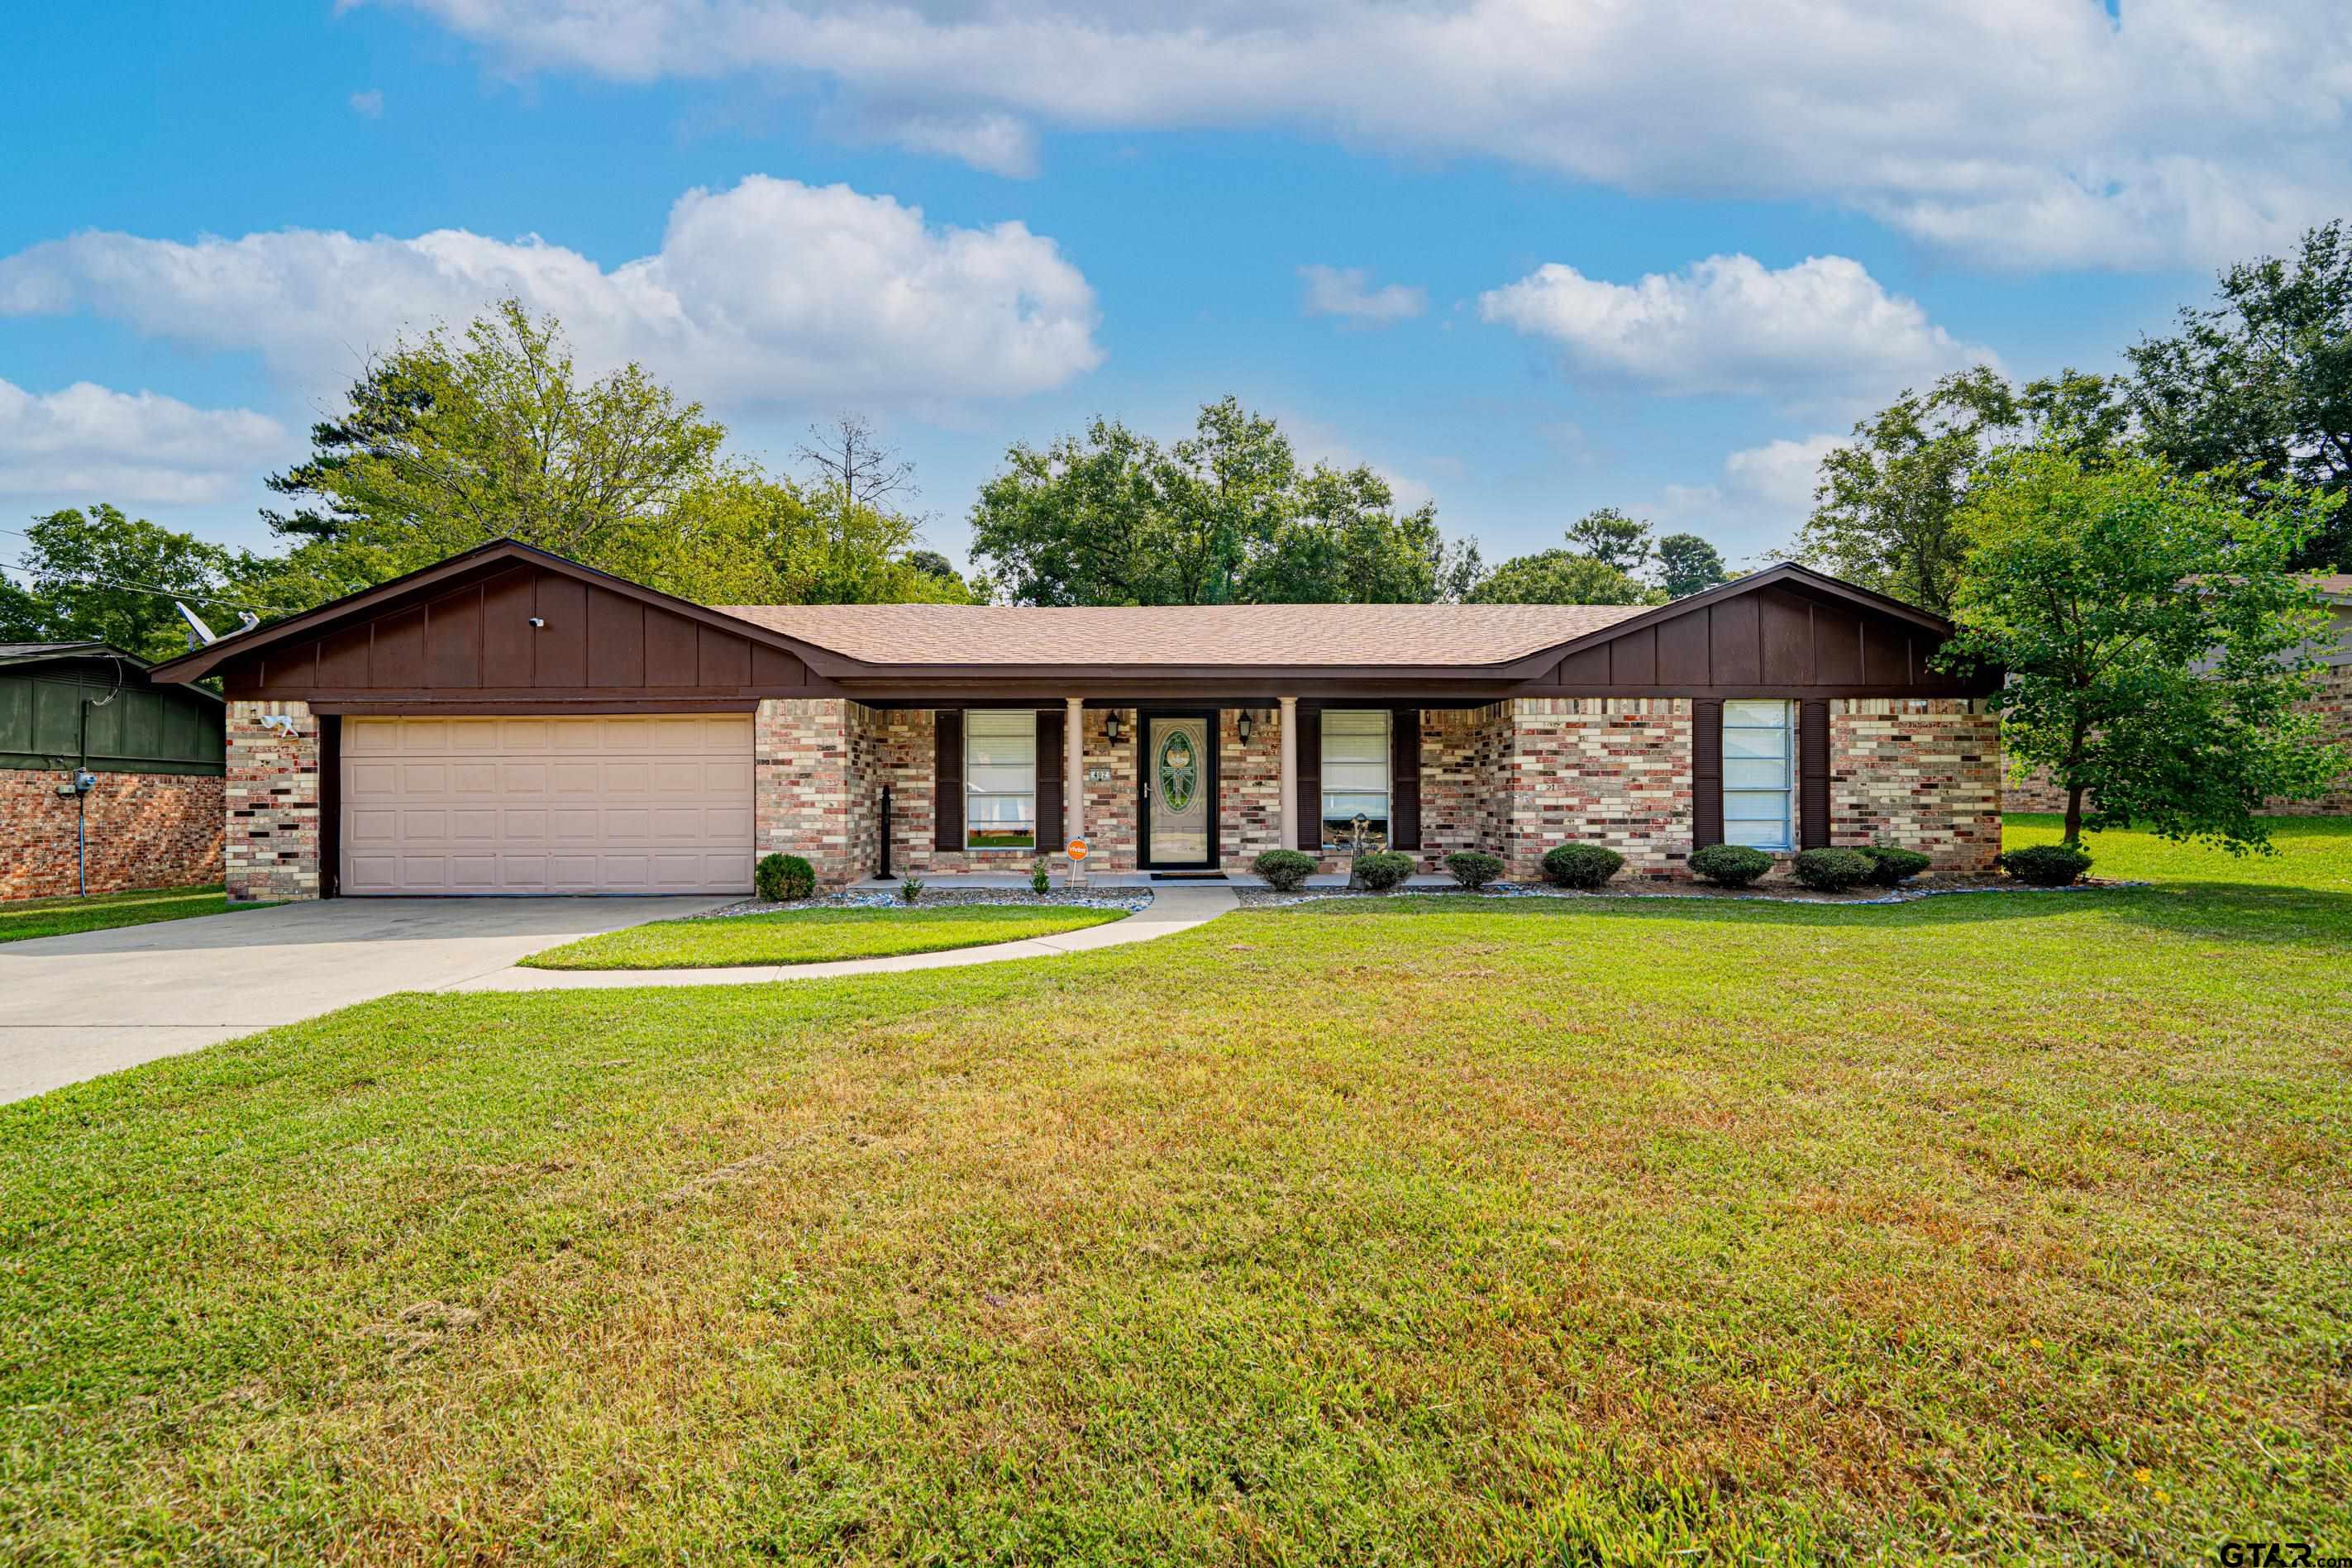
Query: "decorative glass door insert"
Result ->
[[1146, 715, 1209, 865]]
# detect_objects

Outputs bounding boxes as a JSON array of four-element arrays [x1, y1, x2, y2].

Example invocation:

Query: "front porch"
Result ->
[[753, 694, 2005, 891]]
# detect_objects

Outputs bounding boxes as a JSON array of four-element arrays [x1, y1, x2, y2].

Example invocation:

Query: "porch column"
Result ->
[[1066, 696, 1085, 883], [1278, 694, 1299, 852]]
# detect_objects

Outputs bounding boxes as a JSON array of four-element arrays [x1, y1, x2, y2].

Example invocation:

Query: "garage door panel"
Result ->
[[340, 715, 753, 895]]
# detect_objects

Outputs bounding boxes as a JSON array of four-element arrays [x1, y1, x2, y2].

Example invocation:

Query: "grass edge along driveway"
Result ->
[[2, 819, 2346, 1562], [518, 900, 1127, 969], [0, 884, 273, 943]]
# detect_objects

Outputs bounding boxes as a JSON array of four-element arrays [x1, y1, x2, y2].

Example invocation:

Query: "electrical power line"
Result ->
[[0, 557, 295, 615]]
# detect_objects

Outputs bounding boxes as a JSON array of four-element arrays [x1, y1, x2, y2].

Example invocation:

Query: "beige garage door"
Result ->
[[341, 715, 755, 895]]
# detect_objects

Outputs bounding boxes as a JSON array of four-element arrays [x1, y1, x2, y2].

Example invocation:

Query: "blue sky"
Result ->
[[4, 1, 2346, 582]]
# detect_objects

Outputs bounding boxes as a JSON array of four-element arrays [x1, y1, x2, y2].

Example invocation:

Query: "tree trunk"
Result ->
[[2063, 783, 2085, 846]]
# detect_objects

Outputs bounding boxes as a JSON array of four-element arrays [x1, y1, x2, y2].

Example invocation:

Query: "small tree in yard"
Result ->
[[1942, 450, 2347, 851]]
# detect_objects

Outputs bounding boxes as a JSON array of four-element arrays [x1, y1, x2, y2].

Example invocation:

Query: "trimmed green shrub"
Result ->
[[1252, 849, 1317, 892], [1542, 843, 1624, 889], [1353, 851, 1414, 891], [1791, 846, 1874, 891], [898, 876, 925, 903], [755, 853, 815, 903], [1031, 859, 1052, 894], [1688, 843, 1774, 888], [1444, 850, 1505, 889], [1856, 842, 1933, 887], [1997, 843, 2093, 886]]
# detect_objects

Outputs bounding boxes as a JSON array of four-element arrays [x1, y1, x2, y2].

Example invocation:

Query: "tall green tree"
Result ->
[[613, 465, 972, 607], [263, 297, 727, 579], [1798, 365, 2132, 610], [1941, 451, 2345, 849], [1797, 366, 2017, 612], [1653, 532, 1729, 598], [969, 397, 1473, 605], [1241, 465, 1446, 604], [2127, 220, 2352, 571], [1563, 507, 1652, 574], [1465, 549, 1658, 606], [0, 507, 270, 662]]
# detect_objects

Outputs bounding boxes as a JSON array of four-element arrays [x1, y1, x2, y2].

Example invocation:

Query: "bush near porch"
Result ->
[[0, 819, 2346, 1562]]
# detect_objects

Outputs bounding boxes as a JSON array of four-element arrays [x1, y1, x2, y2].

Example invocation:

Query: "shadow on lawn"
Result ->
[[1285, 881, 2352, 945]]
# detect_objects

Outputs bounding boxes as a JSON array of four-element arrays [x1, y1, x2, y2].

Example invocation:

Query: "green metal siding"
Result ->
[[0, 665, 225, 775]]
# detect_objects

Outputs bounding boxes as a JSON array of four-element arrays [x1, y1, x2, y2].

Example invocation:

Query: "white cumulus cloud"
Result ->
[[1656, 431, 1847, 560], [1300, 265, 1426, 326], [0, 176, 1104, 406], [1478, 254, 1992, 403], [360, 0, 2352, 270], [0, 380, 289, 505]]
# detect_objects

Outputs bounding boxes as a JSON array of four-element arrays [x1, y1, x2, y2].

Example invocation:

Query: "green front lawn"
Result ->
[[2004, 809, 2352, 894], [520, 901, 1127, 970], [2, 822, 2347, 1562], [0, 883, 262, 943]]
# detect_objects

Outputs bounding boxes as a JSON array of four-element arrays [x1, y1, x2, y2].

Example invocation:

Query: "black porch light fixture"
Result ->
[[1237, 709, 1254, 744], [1104, 711, 1124, 743]]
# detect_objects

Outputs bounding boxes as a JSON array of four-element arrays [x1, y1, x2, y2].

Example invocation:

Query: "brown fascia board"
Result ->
[[146, 537, 865, 685]]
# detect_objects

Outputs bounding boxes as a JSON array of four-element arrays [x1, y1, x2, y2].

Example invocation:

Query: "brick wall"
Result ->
[[225, 700, 321, 902], [1421, 703, 1512, 869], [1830, 698, 2002, 872], [2001, 665, 2352, 817], [754, 697, 861, 889], [1219, 707, 1283, 871], [0, 768, 225, 900], [1496, 698, 1694, 880]]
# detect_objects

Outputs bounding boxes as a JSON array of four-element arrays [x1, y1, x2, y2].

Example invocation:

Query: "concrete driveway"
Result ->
[[0, 897, 728, 1104]]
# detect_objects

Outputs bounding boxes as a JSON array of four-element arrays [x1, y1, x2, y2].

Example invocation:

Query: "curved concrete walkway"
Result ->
[[448, 884, 1240, 992]]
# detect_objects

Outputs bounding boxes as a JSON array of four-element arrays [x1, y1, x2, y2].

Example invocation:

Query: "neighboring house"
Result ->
[[146, 541, 2002, 900], [2003, 575, 2352, 816], [1, 642, 227, 900]]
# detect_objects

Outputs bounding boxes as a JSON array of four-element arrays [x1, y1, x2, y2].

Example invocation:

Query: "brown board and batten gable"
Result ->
[[1525, 567, 1983, 698], [153, 541, 846, 712]]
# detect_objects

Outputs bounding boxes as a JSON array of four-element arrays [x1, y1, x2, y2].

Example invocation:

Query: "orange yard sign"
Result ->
[[1066, 837, 1088, 860]]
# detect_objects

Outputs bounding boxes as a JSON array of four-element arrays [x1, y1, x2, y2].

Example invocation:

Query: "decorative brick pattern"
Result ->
[[0, 769, 225, 901], [1497, 698, 1694, 880], [225, 701, 321, 902], [1219, 708, 1283, 871], [1421, 703, 1512, 869], [1077, 708, 1139, 872], [754, 698, 861, 889], [1830, 698, 2001, 871]]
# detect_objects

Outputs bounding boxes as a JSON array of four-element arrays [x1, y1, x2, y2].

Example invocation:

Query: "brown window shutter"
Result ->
[[1390, 706, 1422, 851], [1295, 701, 1323, 851], [933, 708, 963, 851], [1800, 699, 1831, 849], [1691, 699, 1724, 850], [1036, 708, 1065, 849]]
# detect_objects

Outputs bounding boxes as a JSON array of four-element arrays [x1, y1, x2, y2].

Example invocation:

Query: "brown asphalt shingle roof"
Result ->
[[714, 602, 1651, 667]]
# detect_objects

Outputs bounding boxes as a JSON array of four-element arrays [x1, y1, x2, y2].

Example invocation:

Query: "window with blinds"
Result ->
[[964, 710, 1038, 850], [1319, 709, 1391, 851], [1721, 699, 1793, 850]]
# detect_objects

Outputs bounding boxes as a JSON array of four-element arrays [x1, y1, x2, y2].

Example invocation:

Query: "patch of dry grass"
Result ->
[[2, 824, 2347, 1563]]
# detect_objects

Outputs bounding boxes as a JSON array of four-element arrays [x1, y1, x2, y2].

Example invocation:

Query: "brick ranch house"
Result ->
[[146, 541, 2004, 902], [2, 641, 227, 900]]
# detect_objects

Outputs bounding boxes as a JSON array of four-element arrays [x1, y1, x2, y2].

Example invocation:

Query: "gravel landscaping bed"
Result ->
[[1236, 875, 2146, 909], [687, 886, 1156, 919]]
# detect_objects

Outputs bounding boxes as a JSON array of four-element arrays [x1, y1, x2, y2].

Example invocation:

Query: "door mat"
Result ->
[[1148, 871, 1230, 881]]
